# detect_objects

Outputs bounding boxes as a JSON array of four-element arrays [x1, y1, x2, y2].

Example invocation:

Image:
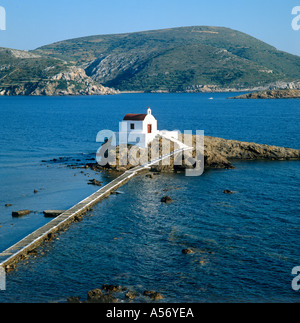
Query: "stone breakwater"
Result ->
[[85, 135, 300, 173]]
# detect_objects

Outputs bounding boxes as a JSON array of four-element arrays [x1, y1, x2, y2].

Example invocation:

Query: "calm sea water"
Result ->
[[0, 93, 299, 303]]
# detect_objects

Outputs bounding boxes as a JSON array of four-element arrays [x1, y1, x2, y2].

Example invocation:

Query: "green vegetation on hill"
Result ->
[[0, 48, 117, 95], [1, 26, 300, 94], [0, 47, 69, 86], [35, 26, 300, 92]]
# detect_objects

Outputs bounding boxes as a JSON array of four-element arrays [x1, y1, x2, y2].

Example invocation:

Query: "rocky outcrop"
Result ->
[[264, 81, 300, 91], [9, 49, 41, 59], [88, 179, 103, 186], [185, 81, 300, 94], [83, 50, 157, 86], [0, 66, 118, 96], [68, 284, 164, 303], [182, 248, 195, 254], [202, 135, 300, 168], [161, 196, 173, 203], [223, 190, 235, 194], [12, 210, 32, 217], [84, 135, 300, 173], [143, 290, 164, 300], [230, 89, 300, 99]]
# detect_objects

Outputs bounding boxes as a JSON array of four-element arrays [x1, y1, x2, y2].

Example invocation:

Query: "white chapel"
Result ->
[[118, 107, 158, 148], [118, 107, 179, 148]]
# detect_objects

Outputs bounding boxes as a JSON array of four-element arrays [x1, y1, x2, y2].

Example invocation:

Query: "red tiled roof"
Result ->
[[123, 114, 147, 121]]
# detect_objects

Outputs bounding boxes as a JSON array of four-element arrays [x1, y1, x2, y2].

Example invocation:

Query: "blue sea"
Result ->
[[0, 93, 299, 303]]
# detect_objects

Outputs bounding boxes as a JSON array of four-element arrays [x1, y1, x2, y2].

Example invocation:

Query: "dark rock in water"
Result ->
[[143, 290, 155, 297], [161, 196, 173, 203], [87, 289, 103, 301], [86, 288, 117, 303], [88, 179, 103, 186], [27, 249, 38, 256], [153, 293, 164, 301], [69, 284, 167, 303], [12, 210, 32, 217], [223, 190, 234, 194], [5, 264, 15, 273], [102, 284, 122, 293], [182, 248, 194, 254], [74, 215, 83, 222], [125, 291, 136, 300], [45, 232, 54, 242], [143, 290, 164, 300], [43, 210, 66, 217]]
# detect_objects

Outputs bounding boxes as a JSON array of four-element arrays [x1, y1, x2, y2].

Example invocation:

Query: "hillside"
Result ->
[[34, 26, 300, 92], [0, 47, 68, 84], [0, 48, 117, 95]]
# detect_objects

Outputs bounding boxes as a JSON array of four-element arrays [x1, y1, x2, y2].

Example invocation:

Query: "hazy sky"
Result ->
[[0, 0, 300, 56]]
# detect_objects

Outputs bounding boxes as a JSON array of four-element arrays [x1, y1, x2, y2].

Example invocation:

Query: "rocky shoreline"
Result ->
[[2, 76, 300, 96], [0, 66, 119, 96], [83, 135, 300, 173], [229, 89, 300, 99], [183, 81, 300, 94], [67, 284, 164, 303], [201, 135, 300, 167]]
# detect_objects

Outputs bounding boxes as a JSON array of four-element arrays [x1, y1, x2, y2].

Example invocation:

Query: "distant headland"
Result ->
[[229, 89, 300, 99], [1, 26, 300, 95]]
